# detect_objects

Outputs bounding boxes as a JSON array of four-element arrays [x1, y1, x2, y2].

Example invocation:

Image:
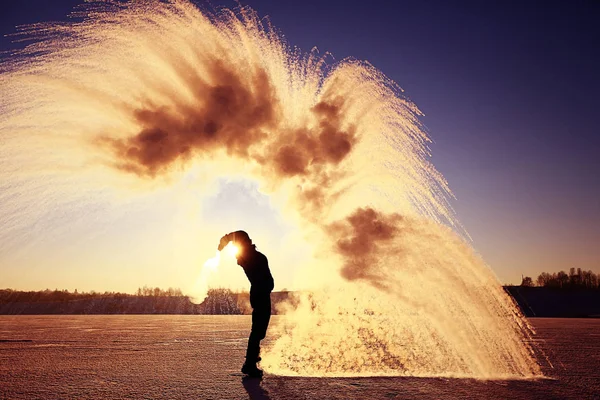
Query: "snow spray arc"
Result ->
[[0, 0, 541, 378]]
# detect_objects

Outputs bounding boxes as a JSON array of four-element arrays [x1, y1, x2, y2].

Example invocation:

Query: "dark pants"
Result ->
[[245, 290, 271, 363]]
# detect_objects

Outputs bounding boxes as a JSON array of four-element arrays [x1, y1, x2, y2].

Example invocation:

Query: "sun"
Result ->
[[226, 242, 239, 257]]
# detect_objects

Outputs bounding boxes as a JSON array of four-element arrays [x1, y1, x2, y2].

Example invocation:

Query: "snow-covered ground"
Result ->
[[1, 316, 598, 399]]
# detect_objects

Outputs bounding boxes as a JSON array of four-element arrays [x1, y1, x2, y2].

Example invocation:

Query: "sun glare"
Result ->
[[226, 243, 239, 257]]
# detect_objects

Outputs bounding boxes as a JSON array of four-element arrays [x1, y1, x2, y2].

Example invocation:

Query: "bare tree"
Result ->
[[520, 276, 534, 287]]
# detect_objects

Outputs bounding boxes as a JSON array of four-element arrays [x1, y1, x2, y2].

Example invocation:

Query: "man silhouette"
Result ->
[[218, 230, 274, 378]]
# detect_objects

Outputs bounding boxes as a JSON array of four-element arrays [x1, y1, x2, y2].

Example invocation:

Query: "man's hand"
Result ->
[[217, 233, 231, 251]]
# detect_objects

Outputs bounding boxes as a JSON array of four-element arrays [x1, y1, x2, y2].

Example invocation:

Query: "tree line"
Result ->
[[0, 286, 187, 303], [0, 287, 291, 315], [135, 286, 184, 297], [520, 267, 599, 289]]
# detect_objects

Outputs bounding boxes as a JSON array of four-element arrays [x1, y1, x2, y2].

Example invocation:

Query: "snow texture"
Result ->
[[0, 316, 598, 399]]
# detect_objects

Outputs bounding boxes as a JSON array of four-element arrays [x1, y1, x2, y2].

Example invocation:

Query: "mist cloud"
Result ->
[[330, 207, 402, 289], [98, 58, 357, 185], [99, 61, 278, 176]]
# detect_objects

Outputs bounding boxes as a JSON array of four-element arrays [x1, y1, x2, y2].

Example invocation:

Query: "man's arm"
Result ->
[[217, 233, 233, 251]]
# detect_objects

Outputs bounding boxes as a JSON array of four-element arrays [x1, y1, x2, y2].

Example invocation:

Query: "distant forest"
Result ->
[[1, 269, 599, 316], [0, 287, 245, 315], [0, 286, 187, 303], [519, 268, 599, 289], [2, 266, 598, 305], [509, 268, 600, 317], [0, 287, 293, 315]]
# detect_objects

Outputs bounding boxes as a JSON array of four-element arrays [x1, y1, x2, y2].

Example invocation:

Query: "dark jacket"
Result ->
[[237, 247, 274, 294]]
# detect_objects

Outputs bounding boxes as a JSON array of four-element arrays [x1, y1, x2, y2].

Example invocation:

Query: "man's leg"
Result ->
[[245, 292, 271, 361], [245, 310, 262, 363], [253, 294, 271, 359], [243, 292, 271, 374]]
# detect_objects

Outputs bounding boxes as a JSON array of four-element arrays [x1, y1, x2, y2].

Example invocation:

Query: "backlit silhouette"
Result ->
[[218, 231, 274, 377]]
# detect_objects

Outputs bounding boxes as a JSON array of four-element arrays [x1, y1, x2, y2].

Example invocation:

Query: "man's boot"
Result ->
[[241, 360, 263, 378]]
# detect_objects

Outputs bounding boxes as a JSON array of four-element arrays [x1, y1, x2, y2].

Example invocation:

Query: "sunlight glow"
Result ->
[[226, 243, 239, 258], [203, 251, 221, 271]]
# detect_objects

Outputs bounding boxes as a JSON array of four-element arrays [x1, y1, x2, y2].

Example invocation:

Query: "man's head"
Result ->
[[218, 230, 253, 256]]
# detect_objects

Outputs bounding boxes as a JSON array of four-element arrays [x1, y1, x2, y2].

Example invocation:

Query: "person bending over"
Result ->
[[218, 230, 274, 378]]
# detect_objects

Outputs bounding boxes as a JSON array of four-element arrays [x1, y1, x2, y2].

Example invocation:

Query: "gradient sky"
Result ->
[[1, 0, 598, 289]]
